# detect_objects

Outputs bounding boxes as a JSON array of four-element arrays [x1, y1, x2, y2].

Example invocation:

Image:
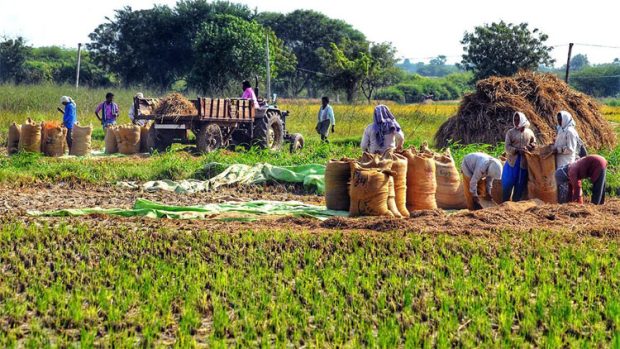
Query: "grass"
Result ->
[[1, 221, 620, 347]]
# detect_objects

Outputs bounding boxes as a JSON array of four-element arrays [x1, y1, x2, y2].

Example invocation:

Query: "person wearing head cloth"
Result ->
[[461, 152, 503, 210], [553, 111, 581, 168], [501, 111, 537, 202], [129, 92, 146, 126], [59, 96, 77, 150], [360, 104, 404, 154]]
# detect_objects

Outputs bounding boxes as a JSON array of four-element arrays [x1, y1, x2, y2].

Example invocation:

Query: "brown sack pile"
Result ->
[[382, 150, 409, 217], [41, 121, 67, 157], [359, 152, 402, 217], [525, 145, 557, 203], [433, 149, 467, 209], [8, 122, 21, 155], [116, 125, 141, 155], [70, 124, 93, 156], [105, 126, 118, 154], [18, 118, 42, 153], [401, 147, 437, 211], [349, 162, 393, 217], [325, 158, 355, 211]]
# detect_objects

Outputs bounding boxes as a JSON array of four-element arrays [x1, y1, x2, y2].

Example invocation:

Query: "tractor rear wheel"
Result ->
[[196, 124, 223, 154], [253, 111, 284, 150]]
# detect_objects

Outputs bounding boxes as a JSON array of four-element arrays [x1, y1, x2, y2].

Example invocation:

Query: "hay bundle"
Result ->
[[435, 71, 616, 150], [154, 93, 197, 115]]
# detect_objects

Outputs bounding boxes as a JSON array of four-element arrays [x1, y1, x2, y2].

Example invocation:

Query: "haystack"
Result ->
[[435, 71, 616, 150], [154, 93, 197, 115]]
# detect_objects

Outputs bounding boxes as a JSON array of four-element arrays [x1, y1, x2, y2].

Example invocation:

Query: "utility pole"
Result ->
[[564, 42, 574, 83], [75, 43, 82, 91], [265, 34, 271, 101]]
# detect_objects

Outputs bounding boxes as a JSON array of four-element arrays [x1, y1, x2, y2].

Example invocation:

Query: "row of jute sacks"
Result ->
[[325, 144, 557, 217], [104, 124, 150, 155], [7, 119, 92, 156]]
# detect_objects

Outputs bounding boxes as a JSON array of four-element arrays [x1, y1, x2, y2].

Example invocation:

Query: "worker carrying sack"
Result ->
[[105, 126, 118, 154], [116, 125, 141, 155], [382, 149, 409, 217], [349, 162, 394, 217], [70, 124, 93, 156], [525, 145, 557, 204], [8, 122, 21, 155], [41, 121, 67, 157], [433, 149, 467, 209], [18, 118, 42, 153], [325, 158, 355, 211], [401, 147, 437, 211]]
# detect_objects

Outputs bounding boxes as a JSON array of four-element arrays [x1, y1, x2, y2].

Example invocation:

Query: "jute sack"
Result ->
[[325, 158, 355, 211], [105, 126, 118, 154], [382, 150, 409, 217], [70, 124, 92, 156], [8, 123, 21, 155], [433, 149, 467, 209], [387, 176, 402, 218], [115, 125, 141, 155], [463, 175, 498, 210], [18, 118, 42, 153], [349, 162, 393, 217], [41, 121, 67, 157], [139, 123, 151, 153], [401, 148, 437, 211], [525, 145, 557, 204]]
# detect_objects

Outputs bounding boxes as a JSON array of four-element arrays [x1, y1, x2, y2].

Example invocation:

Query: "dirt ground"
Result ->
[[2, 183, 620, 237]]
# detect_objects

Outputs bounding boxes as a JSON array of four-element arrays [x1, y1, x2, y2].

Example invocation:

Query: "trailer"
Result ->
[[133, 96, 304, 153]]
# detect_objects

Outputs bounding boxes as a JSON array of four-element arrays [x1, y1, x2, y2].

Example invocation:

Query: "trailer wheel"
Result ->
[[147, 127, 172, 153], [196, 124, 223, 153], [253, 111, 284, 150], [289, 133, 304, 153]]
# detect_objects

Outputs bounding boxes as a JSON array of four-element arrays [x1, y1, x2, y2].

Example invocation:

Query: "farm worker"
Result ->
[[241, 80, 259, 109], [316, 96, 335, 143], [555, 155, 607, 205], [502, 112, 537, 202], [128, 92, 146, 126], [552, 111, 581, 168], [95, 92, 119, 130], [361, 104, 404, 154], [59, 96, 77, 150], [461, 152, 503, 210]]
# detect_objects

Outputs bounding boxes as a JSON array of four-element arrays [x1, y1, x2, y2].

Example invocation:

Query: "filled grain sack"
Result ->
[[18, 118, 42, 153], [349, 162, 393, 217], [8, 123, 21, 155], [139, 123, 151, 153], [70, 124, 92, 156], [433, 149, 467, 209], [387, 176, 402, 218], [105, 126, 118, 154], [325, 158, 355, 211], [41, 121, 67, 157], [383, 150, 409, 217], [525, 145, 557, 204], [115, 125, 141, 155], [401, 148, 437, 211]]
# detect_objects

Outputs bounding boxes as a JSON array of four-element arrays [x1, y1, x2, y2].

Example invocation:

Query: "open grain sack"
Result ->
[[349, 162, 393, 217], [18, 118, 42, 153], [70, 124, 92, 156], [462, 175, 498, 210], [401, 147, 437, 211], [139, 123, 151, 153], [41, 121, 67, 157], [525, 145, 557, 203], [382, 150, 409, 217], [116, 125, 141, 155], [433, 149, 467, 209], [104, 126, 118, 154], [7, 123, 21, 155], [325, 158, 355, 211]]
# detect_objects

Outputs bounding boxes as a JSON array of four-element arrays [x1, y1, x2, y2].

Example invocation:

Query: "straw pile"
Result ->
[[154, 93, 197, 115], [435, 71, 616, 150]]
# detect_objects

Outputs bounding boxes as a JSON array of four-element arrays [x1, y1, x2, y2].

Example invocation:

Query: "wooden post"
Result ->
[[564, 43, 574, 83], [265, 33, 271, 102], [75, 43, 82, 91]]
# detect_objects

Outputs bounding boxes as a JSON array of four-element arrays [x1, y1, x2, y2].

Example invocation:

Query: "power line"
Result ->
[[574, 43, 620, 50], [570, 74, 620, 79]]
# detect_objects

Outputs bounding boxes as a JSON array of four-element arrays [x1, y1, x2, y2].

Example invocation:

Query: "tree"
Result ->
[[571, 64, 620, 97], [460, 21, 554, 80], [569, 54, 589, 71], [318, 40, 370, 103], [360, 43, 401, 103], [0, 36, 31, 83]]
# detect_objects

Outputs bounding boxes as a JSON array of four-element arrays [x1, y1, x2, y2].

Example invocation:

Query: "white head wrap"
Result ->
[[60, 96, 72, 104], [514, 111, 530, 129], [558, 110, 576, 130]]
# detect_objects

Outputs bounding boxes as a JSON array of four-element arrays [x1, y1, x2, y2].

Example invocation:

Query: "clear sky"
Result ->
[[1, 0, 618, 65]]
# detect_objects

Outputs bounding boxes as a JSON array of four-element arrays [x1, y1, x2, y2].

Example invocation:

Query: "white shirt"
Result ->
[[360, 124, 404, 154]]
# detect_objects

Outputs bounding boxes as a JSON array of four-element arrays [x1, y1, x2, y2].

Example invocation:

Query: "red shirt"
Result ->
[[568, 155, 607, 202]]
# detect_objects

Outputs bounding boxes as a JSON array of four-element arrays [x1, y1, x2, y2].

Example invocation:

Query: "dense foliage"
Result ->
[[375, 72, 473, 103]]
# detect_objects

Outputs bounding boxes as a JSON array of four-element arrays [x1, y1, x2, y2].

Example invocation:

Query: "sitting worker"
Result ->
[[128, 92, 146, 126], [241, 80, 259, 109], [361, 104, 404, 154], [316, 96, 335, 143], [553, 111, 581, 168], [95, 92, 119, 130], [555, 154, 607, 205], [461, 152, 503, 210], [502, 112, 537, 202], [59, 96, 77, 150]]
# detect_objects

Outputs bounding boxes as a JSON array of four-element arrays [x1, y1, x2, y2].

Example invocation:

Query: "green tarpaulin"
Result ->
[[28, 198, 347, 221]]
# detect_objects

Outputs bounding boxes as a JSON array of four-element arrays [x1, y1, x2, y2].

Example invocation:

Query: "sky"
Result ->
[[1, 0, 619, 66]]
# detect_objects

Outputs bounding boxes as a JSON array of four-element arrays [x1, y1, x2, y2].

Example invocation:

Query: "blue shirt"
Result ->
[[63, 102, 77, 129]]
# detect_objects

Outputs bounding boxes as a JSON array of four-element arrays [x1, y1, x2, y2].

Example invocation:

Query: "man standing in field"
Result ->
[[95, 92, 119, 129], [316, 96, 335, 143], [59, 96, 77, 150]]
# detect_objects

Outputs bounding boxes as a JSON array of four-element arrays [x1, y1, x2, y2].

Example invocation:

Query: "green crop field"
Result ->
[[3, 84, 620, 347]]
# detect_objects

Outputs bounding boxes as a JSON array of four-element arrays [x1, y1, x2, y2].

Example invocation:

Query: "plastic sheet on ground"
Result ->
[[28, 198, 347, 221]]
